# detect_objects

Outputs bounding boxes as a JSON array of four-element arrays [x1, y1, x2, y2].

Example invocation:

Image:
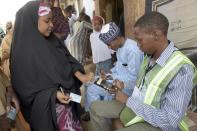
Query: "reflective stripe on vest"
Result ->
[[125, 52, 195, 131]]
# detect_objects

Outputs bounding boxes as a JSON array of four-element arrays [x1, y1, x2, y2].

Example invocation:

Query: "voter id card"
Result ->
[[70, 93, 81, 103]]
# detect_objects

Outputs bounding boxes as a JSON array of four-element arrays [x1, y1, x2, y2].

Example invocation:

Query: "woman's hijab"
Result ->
[[10, 1, 84, 130]]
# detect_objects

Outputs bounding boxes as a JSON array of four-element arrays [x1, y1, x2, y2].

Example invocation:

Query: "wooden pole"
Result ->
[[123, 0, 145, 38]]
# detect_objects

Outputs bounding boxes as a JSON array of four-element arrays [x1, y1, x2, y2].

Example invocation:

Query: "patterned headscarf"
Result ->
[[99, 22, 120, 45], [38, 3, 51, 16]]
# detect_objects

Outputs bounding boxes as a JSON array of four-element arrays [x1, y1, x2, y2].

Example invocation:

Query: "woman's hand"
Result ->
[[83, 72, 94, 83], [75, 71, 94, 83], [56, 91, 71, 104]]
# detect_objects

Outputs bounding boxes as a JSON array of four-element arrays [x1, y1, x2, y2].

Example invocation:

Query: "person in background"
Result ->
[[64, 5, 78, 48], [83, 22, 143, 121], [0, 27, 5, 45], [64, 5, 76, 45], [90, 16, 112, 75], [0, 68, 21, 131], [68, 7, 78, 36], [51, 0, 70, 40], [64, 5, 74, 19], [5, 21, 12, 34], [90, 12, 197, 131], [66, 10, 93, 65], [0, 22, 14, 79], [10, 2, 93, 131]]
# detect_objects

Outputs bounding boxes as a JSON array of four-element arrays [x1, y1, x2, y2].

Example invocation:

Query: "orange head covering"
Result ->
[[92, 15, 104, 25]]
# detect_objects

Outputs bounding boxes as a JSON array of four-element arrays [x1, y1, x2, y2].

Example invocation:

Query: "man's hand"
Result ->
[[6, 87, 20, 113], [115, 91, 128, 104], [0, 113, 11, 130], [113, 79, 124, 90], [100, 70, 107, 80]]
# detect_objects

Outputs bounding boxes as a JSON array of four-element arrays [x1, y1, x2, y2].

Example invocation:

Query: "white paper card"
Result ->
[[70, 93, 81, 103], [132, 86, 144, 102]]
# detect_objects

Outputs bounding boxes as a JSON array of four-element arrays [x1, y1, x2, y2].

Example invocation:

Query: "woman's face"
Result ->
[[38, 11, 53, 37]]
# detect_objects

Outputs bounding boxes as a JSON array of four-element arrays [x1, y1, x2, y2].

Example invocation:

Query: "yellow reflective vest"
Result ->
[[120, 51, 197, 131]]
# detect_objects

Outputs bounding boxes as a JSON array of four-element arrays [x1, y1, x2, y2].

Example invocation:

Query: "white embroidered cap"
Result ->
[[99, 22, 120, 45]]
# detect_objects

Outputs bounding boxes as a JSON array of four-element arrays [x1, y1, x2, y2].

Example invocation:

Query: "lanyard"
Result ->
[[139, 58, 156, 90]]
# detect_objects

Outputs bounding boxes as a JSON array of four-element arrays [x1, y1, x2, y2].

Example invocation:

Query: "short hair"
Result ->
[[64, 5, 74, 13], [134, 12, 169, 36]]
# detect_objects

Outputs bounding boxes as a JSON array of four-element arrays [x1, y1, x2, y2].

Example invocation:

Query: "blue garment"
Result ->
[[126, 42, 195, 130], [95, 58, 112, 75], [85, 39, 143, 111]]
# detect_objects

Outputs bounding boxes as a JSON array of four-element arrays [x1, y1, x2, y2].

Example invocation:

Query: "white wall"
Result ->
[[0, 0, 31, 26], [83, 0, 95, 19]]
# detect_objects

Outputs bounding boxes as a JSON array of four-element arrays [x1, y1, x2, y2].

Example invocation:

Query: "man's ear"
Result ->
[[152, 30, 161, 41]]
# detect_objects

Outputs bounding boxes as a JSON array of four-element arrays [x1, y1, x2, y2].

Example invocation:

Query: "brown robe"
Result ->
[[0, 33, 12, 79], [0, 70, 30, 131]]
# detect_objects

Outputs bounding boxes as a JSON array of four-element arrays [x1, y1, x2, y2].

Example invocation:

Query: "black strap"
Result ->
[[139, 58, 156, 89]]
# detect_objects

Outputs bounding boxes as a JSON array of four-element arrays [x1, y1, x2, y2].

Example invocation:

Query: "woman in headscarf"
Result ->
[[10, 1, 92, 131]]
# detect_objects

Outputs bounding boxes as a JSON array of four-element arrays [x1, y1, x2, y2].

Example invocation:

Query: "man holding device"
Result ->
[[83, 22, 143, 121]]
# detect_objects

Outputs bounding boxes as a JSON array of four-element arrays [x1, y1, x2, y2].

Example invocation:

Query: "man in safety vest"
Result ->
[[89, 12, 197, 131]]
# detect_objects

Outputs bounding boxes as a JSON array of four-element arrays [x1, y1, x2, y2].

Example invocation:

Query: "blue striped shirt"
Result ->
[[126, 42, 195, 131]]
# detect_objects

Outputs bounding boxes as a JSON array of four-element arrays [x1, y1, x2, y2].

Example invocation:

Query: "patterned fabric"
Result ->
[[52, 7, 69, 40], [99, 22, 120, 45], [67, 21, 92, 65], [126, 42, 195, 131], [38, 3, 51, 16], [56, 103, 82, 131]]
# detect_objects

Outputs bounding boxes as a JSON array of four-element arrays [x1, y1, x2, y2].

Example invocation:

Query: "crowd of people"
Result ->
[[0, 0, 196, 131]]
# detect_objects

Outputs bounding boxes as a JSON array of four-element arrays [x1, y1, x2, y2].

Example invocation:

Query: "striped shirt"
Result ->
[[126, 42, 195, 131]]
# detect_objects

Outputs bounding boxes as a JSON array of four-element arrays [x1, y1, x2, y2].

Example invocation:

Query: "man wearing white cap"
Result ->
[[83, 22, 143, 121]]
